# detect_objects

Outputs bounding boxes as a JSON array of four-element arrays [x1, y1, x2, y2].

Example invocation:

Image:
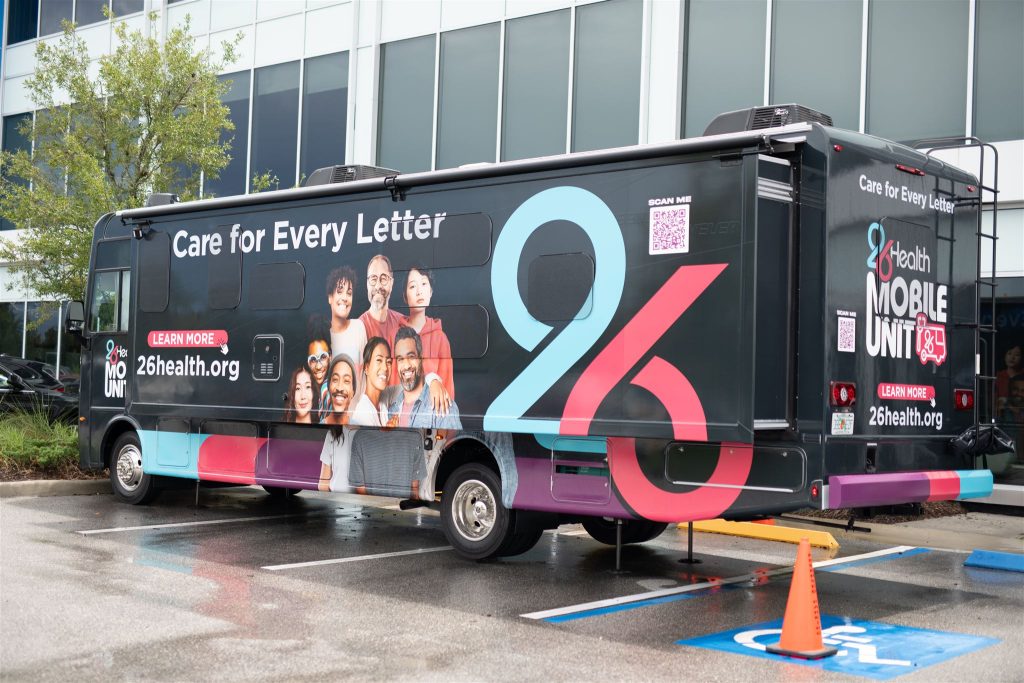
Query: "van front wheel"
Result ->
[[110, 432, 160, 505], [441, 463, 513, 561]]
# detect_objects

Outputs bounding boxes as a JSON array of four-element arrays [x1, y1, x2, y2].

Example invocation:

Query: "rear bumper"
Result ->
[[824, 469, 993, 509]]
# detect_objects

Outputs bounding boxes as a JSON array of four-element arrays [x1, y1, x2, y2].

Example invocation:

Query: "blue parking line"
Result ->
[[964, 550, 1024, 573]]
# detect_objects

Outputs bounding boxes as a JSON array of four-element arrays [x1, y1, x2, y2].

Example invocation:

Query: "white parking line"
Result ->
[[77, 512, 316, 535], [263, 546, 453, 571], [520, 545, 918, 621]]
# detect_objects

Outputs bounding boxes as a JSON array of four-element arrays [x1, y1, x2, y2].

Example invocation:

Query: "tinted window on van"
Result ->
[[384, 212, 492, 271], [208, 227, 241, 310], [94, 238, 130, 270], [138, 232, 169, 312], [422, 305, 489, 359], [527, 252, 594, 322], [250, 262, 305, 310]]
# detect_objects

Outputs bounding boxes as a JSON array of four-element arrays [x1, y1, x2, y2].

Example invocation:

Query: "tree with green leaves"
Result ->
[[0, 15, 240, 302]]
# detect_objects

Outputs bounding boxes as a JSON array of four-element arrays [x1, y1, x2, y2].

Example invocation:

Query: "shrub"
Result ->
[[0, 408, 79, 472]]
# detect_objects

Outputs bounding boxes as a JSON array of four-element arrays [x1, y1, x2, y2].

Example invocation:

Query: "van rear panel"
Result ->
[[822, 131, 978, 469]]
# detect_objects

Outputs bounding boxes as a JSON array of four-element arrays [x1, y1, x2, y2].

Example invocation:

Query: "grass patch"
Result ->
[[0, 408, 84, 479]]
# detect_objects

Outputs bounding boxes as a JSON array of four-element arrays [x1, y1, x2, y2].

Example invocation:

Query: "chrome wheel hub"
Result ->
[[451, 479, 495, 542], [115, 445, 143, 492]]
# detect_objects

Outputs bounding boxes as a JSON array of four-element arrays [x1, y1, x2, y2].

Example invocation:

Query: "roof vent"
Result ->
[[145, 192, 179, 207], [304, 165, 397, 187], [703, 104, 833, 136]]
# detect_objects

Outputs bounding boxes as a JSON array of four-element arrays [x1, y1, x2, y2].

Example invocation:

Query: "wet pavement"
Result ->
[[1, 486, 1022, 681]]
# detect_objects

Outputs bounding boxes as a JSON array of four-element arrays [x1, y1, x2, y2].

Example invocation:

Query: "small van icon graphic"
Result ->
[[915, 313, 947, 366]]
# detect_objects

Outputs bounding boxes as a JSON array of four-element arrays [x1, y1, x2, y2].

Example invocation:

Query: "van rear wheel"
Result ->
[[581, 517, 667, 546], [441, 463, 513, 561], [262, 486, 301, 500], [110, 432, 160, 505]]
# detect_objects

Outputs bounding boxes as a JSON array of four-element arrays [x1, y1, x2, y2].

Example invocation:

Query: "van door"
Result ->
[[753, 155, 797, 429], [85, 239, 132, 430]]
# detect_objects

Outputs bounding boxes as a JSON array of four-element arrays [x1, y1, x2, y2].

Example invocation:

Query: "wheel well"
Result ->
[[435, 437, 498, 496], [101, 421, 137, 469]]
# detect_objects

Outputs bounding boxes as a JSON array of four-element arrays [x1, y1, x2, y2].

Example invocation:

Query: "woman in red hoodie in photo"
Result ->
[[403, 265, 455, 399]]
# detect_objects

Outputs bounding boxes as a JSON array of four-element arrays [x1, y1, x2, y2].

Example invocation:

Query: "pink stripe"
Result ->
[[925, 470, 960, 502], [608, 439, 753, 522]]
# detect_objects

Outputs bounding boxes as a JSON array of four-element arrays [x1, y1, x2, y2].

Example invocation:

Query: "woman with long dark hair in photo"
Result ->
[[283, 367, 316, 424], [350, 337, 391, 427]]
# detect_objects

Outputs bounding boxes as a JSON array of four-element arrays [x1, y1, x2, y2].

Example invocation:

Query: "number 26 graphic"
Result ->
[[486, 186, 753, 521]]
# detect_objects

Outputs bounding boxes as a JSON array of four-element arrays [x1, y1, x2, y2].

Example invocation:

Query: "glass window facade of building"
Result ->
[[436, 23, 500, 170], [38, 0, 72, 38], [378, 36, 436, 173], [867, 0, 969, 142], [684, 0, 767, 137], [974, 0, 1024, 142], [572, 0, 643, 152], [250, 62, 300, 192], [1, 113, 34, 231], [300, 52, 349, 181], [502, 10, 570, 161], [771, 0, 862, 131], [5, 0, 143, 44], [206, 72, 251, 199]]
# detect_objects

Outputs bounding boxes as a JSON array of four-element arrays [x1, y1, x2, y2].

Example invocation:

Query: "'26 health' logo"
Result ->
[[865, 221, 947, 366], [104, 339, 127, 398]]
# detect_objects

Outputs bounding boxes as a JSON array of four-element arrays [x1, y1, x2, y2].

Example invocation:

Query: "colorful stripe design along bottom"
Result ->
[[827, 469, 992, 509]]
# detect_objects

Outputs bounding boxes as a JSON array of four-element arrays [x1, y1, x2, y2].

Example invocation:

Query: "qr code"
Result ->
[[838, 316, 856, 353], [649, 204, 690, 255]]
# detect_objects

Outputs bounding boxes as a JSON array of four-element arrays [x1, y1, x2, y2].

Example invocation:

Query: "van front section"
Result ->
[[819, 129, 993, 509], [77, 215, 137, 472]]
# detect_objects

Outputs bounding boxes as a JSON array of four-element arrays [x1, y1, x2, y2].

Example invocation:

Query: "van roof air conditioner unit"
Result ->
[[703, 104, 833, 136]]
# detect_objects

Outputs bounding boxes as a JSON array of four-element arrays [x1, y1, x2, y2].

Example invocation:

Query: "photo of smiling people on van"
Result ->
[[318, 354, 357, 492], [283, 367, 316, 424], [326, 266, 367, 374], [403, 265, 454, 399]]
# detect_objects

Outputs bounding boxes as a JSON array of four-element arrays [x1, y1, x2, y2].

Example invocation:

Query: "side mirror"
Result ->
[[64, 300, 85, 336], [7, 372, 27, 390]]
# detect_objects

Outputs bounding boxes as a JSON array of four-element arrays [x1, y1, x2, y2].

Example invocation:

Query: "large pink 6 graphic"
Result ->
[[559, 264, 754, 522]]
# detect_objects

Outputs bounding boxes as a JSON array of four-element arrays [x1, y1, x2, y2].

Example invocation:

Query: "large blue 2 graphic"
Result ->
[[484, 186, 626, 434]]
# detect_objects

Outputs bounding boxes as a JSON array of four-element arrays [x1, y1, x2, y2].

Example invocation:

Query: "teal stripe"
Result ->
[[956, 469, 993, 500], [534, 434, 608, 454]]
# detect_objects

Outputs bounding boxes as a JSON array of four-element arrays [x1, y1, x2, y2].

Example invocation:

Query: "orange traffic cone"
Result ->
[[765, 537, 838, 660]]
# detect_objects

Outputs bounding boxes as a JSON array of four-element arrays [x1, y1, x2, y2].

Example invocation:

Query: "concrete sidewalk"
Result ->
[[0, 479, 110, 498], [779, 511, 1024, 554]]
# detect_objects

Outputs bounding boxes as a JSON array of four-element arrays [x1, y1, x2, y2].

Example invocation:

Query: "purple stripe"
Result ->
[[828, 472, 931, 508], [512, 457, 633, 517]]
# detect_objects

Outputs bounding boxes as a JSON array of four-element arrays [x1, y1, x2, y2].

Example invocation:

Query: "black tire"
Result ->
[[441, 463, 513, 561], [581, 517, 668, 546], [262, 485, 301, 500], [109, 432, 160, 505], [496, 518, 545, 557]]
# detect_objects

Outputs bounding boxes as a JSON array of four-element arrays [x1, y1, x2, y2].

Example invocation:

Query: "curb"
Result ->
[[0, 479, 111, 499], [679, 519, 840, 550]]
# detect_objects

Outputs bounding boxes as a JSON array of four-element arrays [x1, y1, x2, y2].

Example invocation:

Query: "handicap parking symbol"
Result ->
[[678, 615, 998, 680]]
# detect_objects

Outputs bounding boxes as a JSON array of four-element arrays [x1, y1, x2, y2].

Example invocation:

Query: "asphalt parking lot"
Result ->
[[1, 486, 1022, 682]]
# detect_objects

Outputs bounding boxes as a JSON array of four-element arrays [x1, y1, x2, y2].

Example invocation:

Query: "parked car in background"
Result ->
[[0, 355, 77, 395], [0, 361, 78, 424]]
